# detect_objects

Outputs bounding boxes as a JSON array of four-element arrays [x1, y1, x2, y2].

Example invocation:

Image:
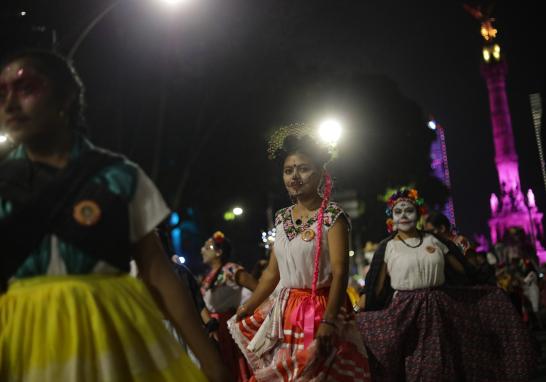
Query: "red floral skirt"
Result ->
[[357, 286, 537, 382], [228, 288, 371, 382]]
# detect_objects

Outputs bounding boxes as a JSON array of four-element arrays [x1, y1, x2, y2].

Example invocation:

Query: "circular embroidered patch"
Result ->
[[426, 245, 436, 254], [301, 229, 316, 242], [73, 200, 101, 226]]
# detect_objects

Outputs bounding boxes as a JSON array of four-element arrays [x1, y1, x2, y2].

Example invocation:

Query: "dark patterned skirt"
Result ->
[[356, 286, 537, 382]]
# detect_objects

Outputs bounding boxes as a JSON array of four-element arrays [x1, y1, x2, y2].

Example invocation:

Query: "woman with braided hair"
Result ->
[[228, 125, 370, 381], [357, 188, 536, 381]]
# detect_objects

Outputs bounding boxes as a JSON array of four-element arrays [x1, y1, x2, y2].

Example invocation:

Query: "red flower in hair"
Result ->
[[386, 218, 394, 233], [212, 231, 225, 245]]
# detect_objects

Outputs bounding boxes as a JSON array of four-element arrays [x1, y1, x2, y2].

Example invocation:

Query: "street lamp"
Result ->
[[162, 0, 189, 4], [224, 206, 243, 221], [319, 118, 342, 146], [68, 0, 190, 59]]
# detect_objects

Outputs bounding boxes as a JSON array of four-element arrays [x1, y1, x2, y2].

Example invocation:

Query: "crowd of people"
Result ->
[[0, 49, 540, 381]]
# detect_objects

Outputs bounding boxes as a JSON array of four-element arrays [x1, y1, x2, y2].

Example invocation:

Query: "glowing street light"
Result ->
[[161, 0, 189, 4], [224, 206, 243, 221], [319, 119, 342, 146], [68, 0, 191, 59]]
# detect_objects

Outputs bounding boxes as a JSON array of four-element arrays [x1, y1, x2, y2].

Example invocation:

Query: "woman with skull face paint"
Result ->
[[0, 51, 228, 382], [356, 188, 536, 382], [228, 125, 371, 382], [200, 231, 257, 382]]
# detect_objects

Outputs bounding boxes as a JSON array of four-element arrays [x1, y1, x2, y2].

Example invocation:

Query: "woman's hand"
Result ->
[[357, 294, 366, 310], [315, 322, 336, 358], [209, 330, 219, 342], [236, 303, 254, 320]]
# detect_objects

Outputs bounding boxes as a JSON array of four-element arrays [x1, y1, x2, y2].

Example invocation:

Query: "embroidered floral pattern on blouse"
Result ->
[[201, 262, 243, 293], [274, 202, 349, 241]]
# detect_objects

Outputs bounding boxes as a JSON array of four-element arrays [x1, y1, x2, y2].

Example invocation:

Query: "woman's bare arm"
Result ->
[[235, 270, 259, 291], [133, 232, 229, 382], [236, 249, 280, 319], [322, 217, 350, 322]]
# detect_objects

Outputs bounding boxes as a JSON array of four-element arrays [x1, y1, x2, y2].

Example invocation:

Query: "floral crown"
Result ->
[[211, 231, 225, 246], [267, 123, 336, 162], [385, 188, 427, 233]]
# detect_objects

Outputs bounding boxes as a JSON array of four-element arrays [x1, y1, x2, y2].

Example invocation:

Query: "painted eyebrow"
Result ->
[[0, 76, 43, 88]]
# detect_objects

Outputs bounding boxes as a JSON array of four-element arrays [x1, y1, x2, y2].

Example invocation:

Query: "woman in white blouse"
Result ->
[[228, 128, 371, 381], [357, 188, 536, 382]]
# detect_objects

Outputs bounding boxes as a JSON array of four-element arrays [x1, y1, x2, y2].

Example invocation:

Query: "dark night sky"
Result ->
[[1, 0, 544, 269]]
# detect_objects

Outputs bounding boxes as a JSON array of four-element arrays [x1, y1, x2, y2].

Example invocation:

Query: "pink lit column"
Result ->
[[482, 61, 546, 262]]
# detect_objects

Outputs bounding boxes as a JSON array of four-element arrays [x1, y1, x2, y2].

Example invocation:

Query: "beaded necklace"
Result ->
[[396, 232, 423, 248]]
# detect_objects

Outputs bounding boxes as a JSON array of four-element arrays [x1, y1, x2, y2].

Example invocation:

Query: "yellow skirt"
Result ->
[[0, 274, 207, 382]]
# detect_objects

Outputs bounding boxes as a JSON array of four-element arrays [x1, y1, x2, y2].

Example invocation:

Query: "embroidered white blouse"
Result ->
[[202, 262, 245, 313], [273, 202, 350, 290], [385, 233, 448, 290]]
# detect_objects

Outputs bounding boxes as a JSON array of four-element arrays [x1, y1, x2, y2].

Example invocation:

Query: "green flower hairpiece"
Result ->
[[267, 123, 316, 160], [267, 123, 338, 161]]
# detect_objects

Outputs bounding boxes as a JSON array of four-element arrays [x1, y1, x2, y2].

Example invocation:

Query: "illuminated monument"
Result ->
[[428, 118, 456, 227], [466, 5, 546, 262]]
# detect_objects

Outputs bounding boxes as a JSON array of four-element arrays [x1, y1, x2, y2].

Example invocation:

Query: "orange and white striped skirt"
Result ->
[[228, 288, 371, 382]]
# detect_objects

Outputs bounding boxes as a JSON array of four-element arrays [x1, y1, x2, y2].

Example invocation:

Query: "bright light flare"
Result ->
[[160, 0, 188, 4], [482, 48, 491, 63], [427, 120, 437, 130], [528, 189, 536, 208], [0, 134, 8, 144], [233, 207, 243, 216], [319, 119, 342, 146], [169, 212, 180, 226]]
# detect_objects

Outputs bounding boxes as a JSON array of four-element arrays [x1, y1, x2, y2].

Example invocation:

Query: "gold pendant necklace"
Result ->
[[301, 228, 316, 242], [293, 207, 318, 242]]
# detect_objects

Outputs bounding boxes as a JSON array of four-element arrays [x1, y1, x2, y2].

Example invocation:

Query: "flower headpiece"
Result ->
[[385, 188, 427, 233], [267, 123, 336, 162], [212, 231, 225, 246]]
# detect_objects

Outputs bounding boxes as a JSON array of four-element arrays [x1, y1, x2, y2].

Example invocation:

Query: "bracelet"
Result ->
[[319, 319, 337, 328]]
